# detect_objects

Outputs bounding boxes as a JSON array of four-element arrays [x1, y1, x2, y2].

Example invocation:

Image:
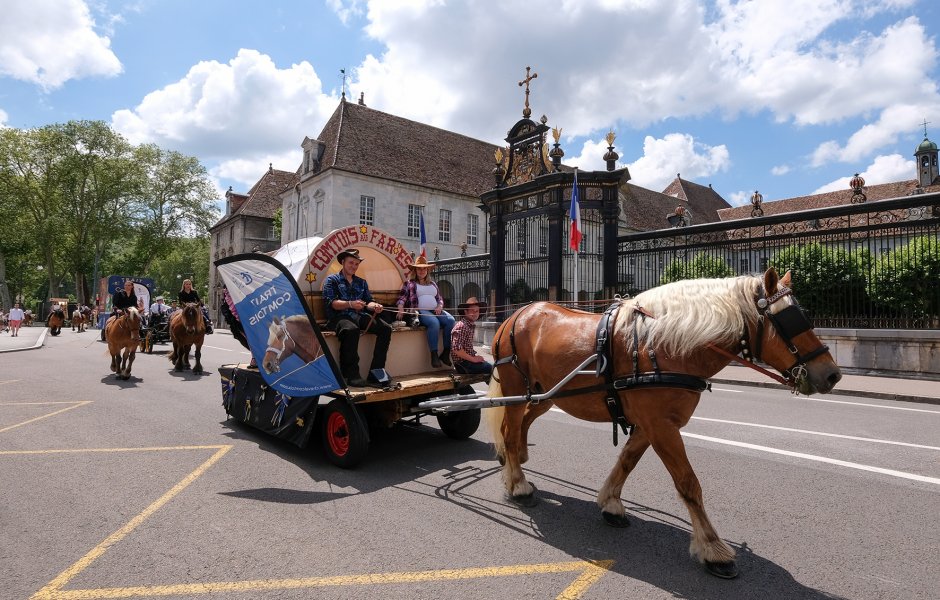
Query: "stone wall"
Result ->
[[476, 321, 940, 381]]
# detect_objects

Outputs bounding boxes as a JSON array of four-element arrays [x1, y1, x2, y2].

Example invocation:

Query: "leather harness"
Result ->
[[491, 284, 829, 446]]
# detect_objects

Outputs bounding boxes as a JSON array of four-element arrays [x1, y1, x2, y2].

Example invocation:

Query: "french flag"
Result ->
[[419, 211, 427, 258], [569, 169, 582, 251]]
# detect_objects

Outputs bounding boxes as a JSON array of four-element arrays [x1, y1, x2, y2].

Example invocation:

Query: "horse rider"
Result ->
[[177, 278, 213, 333], [323, 248, 393, 388], [102, 280, 142, 341]]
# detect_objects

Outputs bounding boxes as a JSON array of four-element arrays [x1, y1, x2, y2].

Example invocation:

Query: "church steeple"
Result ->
[[914, 119, 938, 187]]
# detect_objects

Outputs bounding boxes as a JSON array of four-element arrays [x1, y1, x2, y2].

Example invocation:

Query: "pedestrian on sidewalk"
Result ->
[[8, 303, 24, 337], [450, 297, 492, 376]]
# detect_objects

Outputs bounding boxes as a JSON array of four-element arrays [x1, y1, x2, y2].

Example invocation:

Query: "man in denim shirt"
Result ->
[[323, 248, 392, 387]]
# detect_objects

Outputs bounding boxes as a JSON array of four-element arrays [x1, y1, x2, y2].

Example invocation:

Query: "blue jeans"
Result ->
[[454, 359, 493, 375], [417, 309, 455, 352]]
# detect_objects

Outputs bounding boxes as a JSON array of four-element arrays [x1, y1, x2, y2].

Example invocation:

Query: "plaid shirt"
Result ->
[[450, 317, 477, 362], [323, 272, 374, 320]]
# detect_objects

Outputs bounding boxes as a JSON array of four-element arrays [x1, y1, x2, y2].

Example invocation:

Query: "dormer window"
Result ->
[[304, 150, 312, 174]]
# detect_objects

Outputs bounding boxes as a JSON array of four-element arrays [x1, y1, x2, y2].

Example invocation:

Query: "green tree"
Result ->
[[272, 207, 282, 241], [870, 235, 940, 323], [660, 253, 734, 284], [770, 242, 870, 318]]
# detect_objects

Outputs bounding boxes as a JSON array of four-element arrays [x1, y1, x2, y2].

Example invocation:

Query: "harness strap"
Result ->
[[595, 302, 632, 444]]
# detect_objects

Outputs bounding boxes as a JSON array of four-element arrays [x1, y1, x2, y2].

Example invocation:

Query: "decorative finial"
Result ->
[[605, 130, 616, 147], [750, 190, 763, 217], [551, 127, 562, 143], [923, 118, 931, 138], [603, 130, 619, 171], [850, 173, 867, 203], [549, 127, 565, 171], [518, 66, 538, 119], [494, 147, 504, 165]]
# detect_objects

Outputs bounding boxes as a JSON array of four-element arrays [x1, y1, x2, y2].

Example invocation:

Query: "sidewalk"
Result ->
[[0, 325, 47, 353], [2, 325, 936, 405]]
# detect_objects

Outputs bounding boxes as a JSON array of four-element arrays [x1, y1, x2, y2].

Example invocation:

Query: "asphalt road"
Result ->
[[1, 330, 938, 600]]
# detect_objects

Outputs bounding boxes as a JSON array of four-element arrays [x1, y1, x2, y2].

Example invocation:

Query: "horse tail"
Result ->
[[483, 378, 506, 458]]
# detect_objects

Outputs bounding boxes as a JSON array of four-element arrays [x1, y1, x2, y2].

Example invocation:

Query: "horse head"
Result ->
[[123, 307, 141, 340], [750, 268, 841, 395], [262, 316, 290, 374], [179, 303, 201, 335]]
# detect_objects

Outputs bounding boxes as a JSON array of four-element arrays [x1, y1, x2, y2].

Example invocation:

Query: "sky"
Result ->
[[1, 0, 939, 212]]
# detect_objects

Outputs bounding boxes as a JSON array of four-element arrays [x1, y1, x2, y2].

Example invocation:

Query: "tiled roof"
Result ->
[[314, 98, 500, 197], [717, 178, 940, 221], [622, 176, 732, 231], [211, 166, 297, 228]]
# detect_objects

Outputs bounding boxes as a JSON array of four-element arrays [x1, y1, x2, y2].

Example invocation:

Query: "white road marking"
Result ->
[[690, 416, 940, 451], [201, 345, 232, 352], [799, 396, 940, 414], [711, 387, 744, 393], [681, 432, 940, 485]]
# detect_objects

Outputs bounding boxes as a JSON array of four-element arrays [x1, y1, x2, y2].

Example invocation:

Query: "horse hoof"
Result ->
[[601, 511, 630, 528], [505, 483, 538, 508], [705, 560, 738, 579]]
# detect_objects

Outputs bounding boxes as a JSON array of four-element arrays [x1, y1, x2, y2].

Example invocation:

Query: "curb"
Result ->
[[709, 377, 940, 406], [0, 328, 47, 353]]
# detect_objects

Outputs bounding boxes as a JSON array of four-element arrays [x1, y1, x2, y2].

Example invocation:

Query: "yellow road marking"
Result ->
[[30, 445, 233, 600], [0, 445, 231, 456], [0, 401, 87, 405], [39, 560, 613, 599], [0, 401, 92, 433]]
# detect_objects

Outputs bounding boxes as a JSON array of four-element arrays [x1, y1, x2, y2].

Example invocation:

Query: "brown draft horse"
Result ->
[[23, 312, 33, 327], [261, 315, 324, 375], [71, 309, 86, 332], [47, 306, 65, 336], [168, 303, 205, 373], [484, 269, 841, 579], [105, 307, 142, 380]]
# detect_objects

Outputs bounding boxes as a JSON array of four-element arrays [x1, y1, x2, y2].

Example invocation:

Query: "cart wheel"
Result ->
[[436, 408, 481, 439], [320, 398, 368, 468]]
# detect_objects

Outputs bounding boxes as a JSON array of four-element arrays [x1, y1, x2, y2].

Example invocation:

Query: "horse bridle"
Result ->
[[746, 286, 830, 386], [264, 322, 295, 372]]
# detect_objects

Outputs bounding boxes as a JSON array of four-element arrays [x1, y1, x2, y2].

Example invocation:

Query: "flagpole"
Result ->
[[571, 168, 580, 306]]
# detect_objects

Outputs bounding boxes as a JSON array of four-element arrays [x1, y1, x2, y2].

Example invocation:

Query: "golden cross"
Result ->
[[518, 66, 538, 117]]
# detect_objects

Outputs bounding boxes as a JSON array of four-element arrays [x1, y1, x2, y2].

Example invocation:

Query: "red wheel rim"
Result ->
[[326, 412, 350, 457]]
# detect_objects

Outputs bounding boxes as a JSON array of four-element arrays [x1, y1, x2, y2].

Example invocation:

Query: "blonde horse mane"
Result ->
[[623, 275, 762, 358]]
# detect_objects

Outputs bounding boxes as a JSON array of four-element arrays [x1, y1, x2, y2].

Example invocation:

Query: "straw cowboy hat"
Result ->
[[336, 248, 364, 263], [406, 255, 436, 270], [457, 296, 488, 317]]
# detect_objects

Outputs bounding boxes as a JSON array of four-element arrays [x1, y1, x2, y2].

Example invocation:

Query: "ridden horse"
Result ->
[[261, 315, 324, 374], [168, 303, 206, 373], [105, 307, 142, 380], [47, 306, 66, 336], [484, 268, 841, 579], [71, 309, 86, 332]]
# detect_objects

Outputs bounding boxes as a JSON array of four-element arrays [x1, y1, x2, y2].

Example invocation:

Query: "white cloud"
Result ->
[[623, 133, 731, 192], [326, 0, 367, 25], [346, 0, 939, 171], [111, 49, 337, 165], [0, 108, 8, 127], [728, 190, 752, 207], [210, 151, 300, 190], [0, 0, 121, 90], [771, 165, 791, 176], [811, 102, 940, 166], [813, 153, 914, 193]]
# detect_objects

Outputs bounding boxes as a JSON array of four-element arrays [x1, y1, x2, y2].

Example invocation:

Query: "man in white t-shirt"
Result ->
[[149, 296, 168, 326], [8, 303, 25, 337]]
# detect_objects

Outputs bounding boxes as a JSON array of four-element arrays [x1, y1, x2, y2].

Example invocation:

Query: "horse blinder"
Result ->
[[757, 290, 829, 387]]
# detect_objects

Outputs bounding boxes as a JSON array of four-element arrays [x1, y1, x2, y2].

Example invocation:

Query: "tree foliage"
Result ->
[[0, 121, 219, 309], [770, 242, 870, 318], [869, 235, 940, 321], [660, 253, 734, 284]]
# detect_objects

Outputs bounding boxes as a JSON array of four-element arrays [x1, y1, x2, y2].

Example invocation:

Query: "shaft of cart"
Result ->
[[418, 354, 604, 412]]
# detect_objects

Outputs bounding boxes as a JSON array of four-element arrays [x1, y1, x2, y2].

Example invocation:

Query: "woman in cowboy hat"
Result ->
[[395, 255, 455, 368], [450, 296, 492, 376]]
